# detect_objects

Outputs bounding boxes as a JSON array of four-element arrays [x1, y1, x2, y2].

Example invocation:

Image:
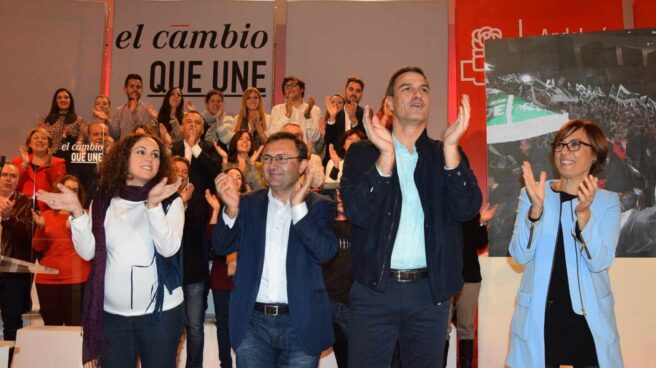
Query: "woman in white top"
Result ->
[[233, 87, 270, 151], [37, 133, 185, 368]]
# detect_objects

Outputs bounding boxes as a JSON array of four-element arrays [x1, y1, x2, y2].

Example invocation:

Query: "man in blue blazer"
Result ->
[[212, 131, 337, 367]]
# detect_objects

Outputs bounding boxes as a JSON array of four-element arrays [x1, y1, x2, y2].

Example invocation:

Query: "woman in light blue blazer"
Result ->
[[507, 119, 622, 368]]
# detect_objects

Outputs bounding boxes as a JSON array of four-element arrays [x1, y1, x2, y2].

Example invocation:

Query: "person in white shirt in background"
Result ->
[[269, 76, 322, 146]]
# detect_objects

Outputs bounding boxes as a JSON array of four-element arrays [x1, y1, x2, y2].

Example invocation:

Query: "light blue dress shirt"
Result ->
[[390, 134, 427, 269]]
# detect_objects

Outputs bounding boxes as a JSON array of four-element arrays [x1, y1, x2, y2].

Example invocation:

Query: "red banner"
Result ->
[[453, 0, 625, 203], [634, 0, 656, 28]]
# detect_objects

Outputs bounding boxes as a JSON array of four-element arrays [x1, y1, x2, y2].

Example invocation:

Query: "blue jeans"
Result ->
[[236, 310, 319, 368], [348, 279, 450, 368], [212, 289, 232, 368], [100, 304, 184, 368], [184, 282, 208, 368]]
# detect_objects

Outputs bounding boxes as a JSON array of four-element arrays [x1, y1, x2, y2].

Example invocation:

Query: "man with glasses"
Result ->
[[268, 76, 322, 146], [212, 131, 337, 367]]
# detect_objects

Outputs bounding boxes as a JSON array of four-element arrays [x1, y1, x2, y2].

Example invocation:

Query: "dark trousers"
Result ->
[[100, 304, 184, 368], [348, 279, 450, 368], [212, 289, 232, 368], [183, 282, 208, 368], [36, 282, 85, 326], [330, 301, 350, 368], [0, 274, 32, 341], [0, 273, 32, 365]]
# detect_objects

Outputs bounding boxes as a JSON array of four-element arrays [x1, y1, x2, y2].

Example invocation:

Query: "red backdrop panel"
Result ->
[[634, 0, 656, 28]]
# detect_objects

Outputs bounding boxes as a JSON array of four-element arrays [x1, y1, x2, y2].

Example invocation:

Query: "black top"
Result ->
[[544, 191, 597, 366], [461, 213, 488, 283], [321, 219, 353, 304]]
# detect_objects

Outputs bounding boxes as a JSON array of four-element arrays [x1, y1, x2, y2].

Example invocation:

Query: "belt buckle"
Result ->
[[400, 271, 416, 282], [394, 271, 416, 282], [264, 305, 279, 315]]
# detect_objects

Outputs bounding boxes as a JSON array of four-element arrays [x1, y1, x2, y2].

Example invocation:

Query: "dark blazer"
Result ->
[[212, 190, 337, 354], [324, 107, 366, 165], [171, 140, 222, 284], [341, 130, 482, 303]]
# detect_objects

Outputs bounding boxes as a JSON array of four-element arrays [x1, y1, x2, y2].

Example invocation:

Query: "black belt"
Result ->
[[389, 268, 429, 282], [254, 302, 289, 315]]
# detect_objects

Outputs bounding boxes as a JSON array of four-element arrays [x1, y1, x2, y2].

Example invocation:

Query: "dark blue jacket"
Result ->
[[211, 190, 337, 354], [341, 130, 482, 303]]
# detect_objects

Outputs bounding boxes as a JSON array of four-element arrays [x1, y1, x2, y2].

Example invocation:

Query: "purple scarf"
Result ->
[[82, 182, 154, 364]]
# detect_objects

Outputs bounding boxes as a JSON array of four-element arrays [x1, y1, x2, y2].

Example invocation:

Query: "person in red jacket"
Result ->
[[13, 127, 66, 211], [32, 175, 90, 325]]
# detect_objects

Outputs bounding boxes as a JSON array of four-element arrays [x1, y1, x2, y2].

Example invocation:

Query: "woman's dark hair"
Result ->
[[227, 130, 255, 163], [281, 76, 305, 97], [45, 88, 77, 124], [551, 119, 608, 175], [205, 89, 224, 104], [53, 175, 86, 208], [157, 87, 184, 133], [225, 167, 248, 193], [25, 127, 52, 154], [131, 123, 158, 136], [98, 133, 172, 197], [336, 129, 367, 158]]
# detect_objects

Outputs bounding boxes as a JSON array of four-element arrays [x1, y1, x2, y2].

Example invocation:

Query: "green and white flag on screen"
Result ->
[[486, 88, 569, 144]]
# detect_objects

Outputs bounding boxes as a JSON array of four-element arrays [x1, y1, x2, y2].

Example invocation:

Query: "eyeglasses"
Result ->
[[261, 154, 302, 165], [553, 140, 593, 152], [284, 82, 298, 90]]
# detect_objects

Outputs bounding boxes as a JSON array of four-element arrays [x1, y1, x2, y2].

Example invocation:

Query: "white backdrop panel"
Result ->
[[286, 0, 448, 137], [479, 256, 656, 367], [0, 0, 104, 156], [111, 0, 275, 117]]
